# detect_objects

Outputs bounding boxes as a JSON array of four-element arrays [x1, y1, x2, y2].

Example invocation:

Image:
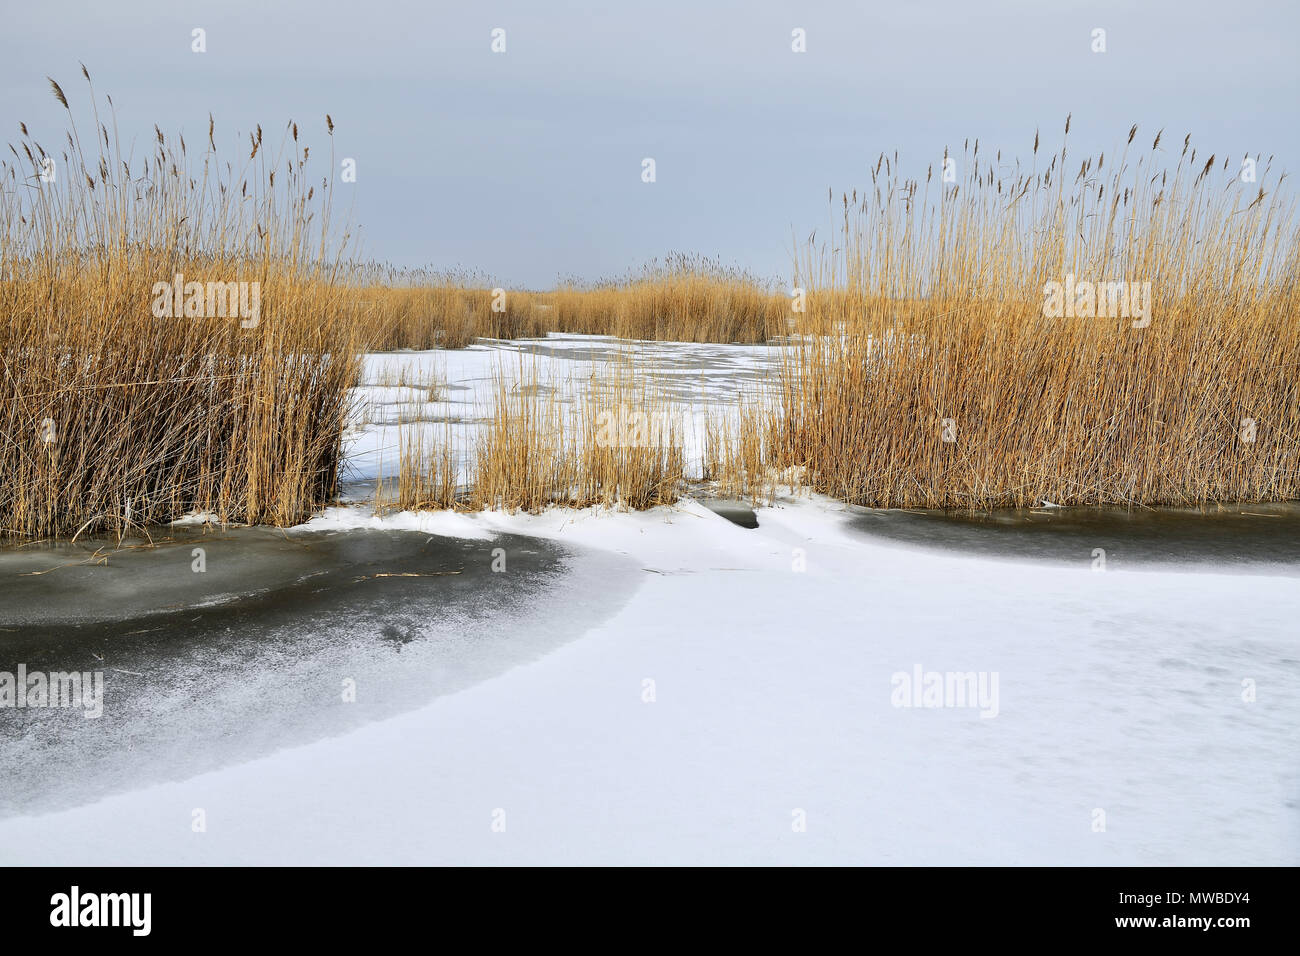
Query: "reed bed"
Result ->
[[340, 254, 792, 352], [702, 402, 777, 507], [393, 365, 685, 513], [1, 72, 361, 539], [550, 254, 790, 343], [341, 267, 552, 350], [11, 81, 1293, 538], [772, 120, 1300, 508]]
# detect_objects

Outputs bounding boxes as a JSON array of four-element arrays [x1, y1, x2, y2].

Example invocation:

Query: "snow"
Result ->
[[304, 505, 497, 541], [2, 333, 1295, 865], [2, 491, 1296, 865], [343, 334, 783, 488]]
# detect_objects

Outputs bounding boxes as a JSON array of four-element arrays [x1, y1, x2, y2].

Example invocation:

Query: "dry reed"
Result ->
[[772, 121, 1299, 508], [1, 73, 361, 539], [341, 254, 792, 352], [394, 365, 685, 513]]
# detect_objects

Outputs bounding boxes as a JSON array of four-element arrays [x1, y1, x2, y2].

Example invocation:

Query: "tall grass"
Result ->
[[342, 266, 552, 349], [1, 72, 361, 539], [395, 365, 685, 513], [14, 85, 1291, 536], [772, 121, 1300, 508], [341, 254, 792, 351], [551, 254, 789, 343], [702, 402, 776, 506]]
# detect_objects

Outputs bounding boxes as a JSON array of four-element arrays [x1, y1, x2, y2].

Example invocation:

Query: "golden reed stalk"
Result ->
[[773, 121, 1299, 508], [1, 72, 361, 538]]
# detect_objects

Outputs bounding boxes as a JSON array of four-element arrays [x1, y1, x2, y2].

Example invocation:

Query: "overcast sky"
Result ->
[[4, 0, 1296, 287]]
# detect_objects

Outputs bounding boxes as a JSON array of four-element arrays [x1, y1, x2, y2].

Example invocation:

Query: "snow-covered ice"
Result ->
[[1, 334, 1295, 865], [344, 334, 784, 491]]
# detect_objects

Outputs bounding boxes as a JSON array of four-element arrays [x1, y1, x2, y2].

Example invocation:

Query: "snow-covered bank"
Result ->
[[3, 494, 1296, 865], [344, 334, 783, 490]]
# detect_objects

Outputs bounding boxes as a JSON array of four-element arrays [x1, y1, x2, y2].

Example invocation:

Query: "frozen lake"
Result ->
[[1, 334, 1296, 865]]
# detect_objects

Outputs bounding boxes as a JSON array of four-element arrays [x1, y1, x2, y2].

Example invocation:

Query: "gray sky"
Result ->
[[4, 0, 1296, 287]]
